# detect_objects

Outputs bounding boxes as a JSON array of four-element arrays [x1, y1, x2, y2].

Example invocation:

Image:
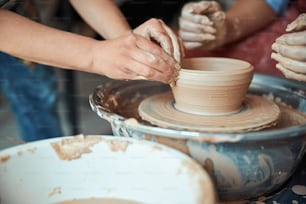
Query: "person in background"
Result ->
[[0, 0, 62, 142], [271, 13, 306, 81], [0, 0, 182, 141], [178, 0, 295, 75]]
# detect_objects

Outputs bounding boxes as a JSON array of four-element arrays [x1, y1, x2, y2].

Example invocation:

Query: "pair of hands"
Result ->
[[91, 18, 183, 84], [179, 1, 306, 82], [179, 1, 226, 51], [96, 1, 224, 83], [271, 13, 306, 82]]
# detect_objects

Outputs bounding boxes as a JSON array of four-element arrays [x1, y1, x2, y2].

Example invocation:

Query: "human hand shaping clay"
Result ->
[[91, 30, 180, 84], [0, 9, 180, 84], [271, 13, 306, 81], [133, 18, 184, 65], [178, 0, 226, 50]]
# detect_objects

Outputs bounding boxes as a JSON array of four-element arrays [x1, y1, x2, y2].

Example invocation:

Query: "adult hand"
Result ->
[[133, 18, 184, 64], [271, 13, 306, 81], [178, 0, 226, 50], [90, 31, 179, 84]]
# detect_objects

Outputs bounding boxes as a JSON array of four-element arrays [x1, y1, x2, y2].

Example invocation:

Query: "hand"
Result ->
[[271, 13, 306, 81], [133, 18, 184, 64], [90, 32, 179, 84], [178, 1, 226, 50]]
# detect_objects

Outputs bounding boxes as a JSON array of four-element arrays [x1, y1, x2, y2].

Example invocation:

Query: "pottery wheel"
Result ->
[[138, 92, 280, 133]]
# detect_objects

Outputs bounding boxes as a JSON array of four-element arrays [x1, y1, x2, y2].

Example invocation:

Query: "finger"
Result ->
[[210, 11, 226, 23], [181, 6, 213, 25], [286, 13, 306, 32], [275, 31, 306, 46], [131, 46, 178, 76], [271, 52, 306, 74], [134, 19, 176, 62], [272, 43, 306, 61], [276, 63, 306, 82], [130, 37, 179, 79], [125, 58, 177, 83], [179, 29, 215, 42], [178, 37, 186, 58], [179, 17, 216, 34], [184, 41, 204, 49], [158, 19, 183, 63], [134, 34, 179, 69], [192, 1, 221, 14]]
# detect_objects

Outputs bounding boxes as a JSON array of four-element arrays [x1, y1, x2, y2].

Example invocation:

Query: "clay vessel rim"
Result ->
[[179, 66, 254, 74], [181, 57, 253, 74], [182, 57, 252, 64]]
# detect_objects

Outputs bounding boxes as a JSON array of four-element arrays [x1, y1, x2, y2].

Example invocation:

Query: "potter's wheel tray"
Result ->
[[139, 92, 280, 133]]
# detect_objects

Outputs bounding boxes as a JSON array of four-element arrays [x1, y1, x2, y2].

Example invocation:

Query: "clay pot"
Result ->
[[172, 57, 254, 116]]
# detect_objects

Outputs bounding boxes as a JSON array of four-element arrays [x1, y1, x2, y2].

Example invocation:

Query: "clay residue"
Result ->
[[266, 102, 306, 130], [48, 186, 62, 198], [105, 139, 131, 152], [124, 118, 140, 127], [51, 134, 102, 161], [182, 159, 217, 204], [292, 185, 306, 196], [0, 155, 10, 163], [27, 147, 37, 154], [180, 159, 204, 175], [155, 136, 189, 155]]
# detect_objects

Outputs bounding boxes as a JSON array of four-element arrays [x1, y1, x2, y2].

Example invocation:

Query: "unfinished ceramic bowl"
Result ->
[[0, 135, 216, 204], [172, 57, 254, 116]]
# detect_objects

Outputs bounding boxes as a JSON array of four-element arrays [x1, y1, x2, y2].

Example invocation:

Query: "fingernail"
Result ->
[[201, 19, 213, 25], [271, 52, 279, 61], [275, 36, 286, 44]]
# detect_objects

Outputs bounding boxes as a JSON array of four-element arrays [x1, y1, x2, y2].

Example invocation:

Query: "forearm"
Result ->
[[69, 0, 131, 39], [0, 9, 97, 73], [224, 0, 277, 45]]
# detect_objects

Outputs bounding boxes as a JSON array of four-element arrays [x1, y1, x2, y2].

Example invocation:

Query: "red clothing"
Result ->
[[186, 1, 305, 75]]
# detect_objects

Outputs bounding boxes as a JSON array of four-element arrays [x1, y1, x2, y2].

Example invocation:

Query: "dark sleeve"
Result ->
[[0, 0, 10, 8]]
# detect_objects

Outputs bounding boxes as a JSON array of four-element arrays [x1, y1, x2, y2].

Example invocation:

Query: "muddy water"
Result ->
[[117, 93, 306, 131]]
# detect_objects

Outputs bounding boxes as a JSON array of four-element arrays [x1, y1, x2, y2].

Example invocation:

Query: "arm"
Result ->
[[224, 0, 277, 45], [69, 0, 131, 39], [0, 9, 178, 83], [0, 9, 96, 71]]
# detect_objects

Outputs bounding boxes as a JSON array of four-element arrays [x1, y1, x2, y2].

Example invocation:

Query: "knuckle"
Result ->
[[148, 18, 159, 25], [296, 49, 306, 60], [141, 67, 153, 77]]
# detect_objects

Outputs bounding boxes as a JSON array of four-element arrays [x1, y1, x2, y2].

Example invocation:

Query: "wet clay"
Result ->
[[139, 92, 280, 133], [55, 198, 142, 204], [266, 102, 306, 130], [51, 134, 102, 161], [114, 93, 306, 133], [173, 58, 254, 116]]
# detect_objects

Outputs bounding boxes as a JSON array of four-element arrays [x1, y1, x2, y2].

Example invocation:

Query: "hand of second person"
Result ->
[[90, 32, 179, 84], [178, 0, 226, 50], [271, 13, 306, 82]]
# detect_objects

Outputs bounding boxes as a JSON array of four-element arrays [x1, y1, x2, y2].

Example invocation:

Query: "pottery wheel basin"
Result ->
[[89, 73, 306, 201]]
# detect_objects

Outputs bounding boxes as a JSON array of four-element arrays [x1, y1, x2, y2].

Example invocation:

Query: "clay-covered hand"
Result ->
[[271, 13, 306, 81], [133, 18, 184, 65], [178, 0, 226, 50], [90, 31, 179, 84]]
